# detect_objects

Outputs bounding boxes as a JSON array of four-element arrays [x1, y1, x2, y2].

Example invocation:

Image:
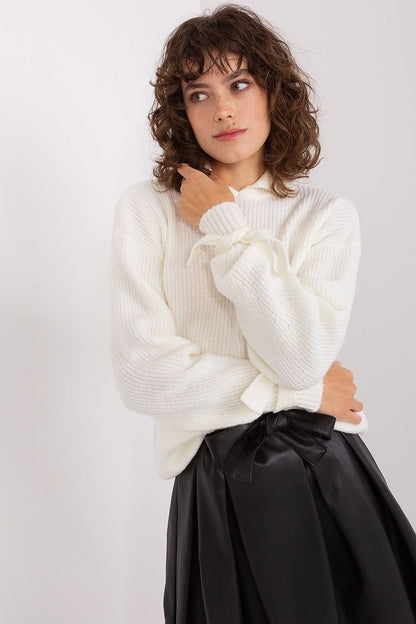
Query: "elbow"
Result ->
[[111, 352, 147, 414], [118, 385, 139, 412], [113, 376, 142, 413], [114, 378, 154, 416]]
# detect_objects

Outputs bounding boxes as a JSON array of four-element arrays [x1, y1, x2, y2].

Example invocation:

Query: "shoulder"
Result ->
[[113, 177, 178, 232], [294, 181, 359, 216], [112, 178, 177, 255], [293, 182, 360, 243], [113, 178, 174, 223]]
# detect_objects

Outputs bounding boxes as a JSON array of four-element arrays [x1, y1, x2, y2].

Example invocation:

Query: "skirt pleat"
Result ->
[[163, 409, 416, 624]]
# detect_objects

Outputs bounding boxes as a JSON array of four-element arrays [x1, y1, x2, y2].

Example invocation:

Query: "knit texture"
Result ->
[[110, 169, 369, 479]]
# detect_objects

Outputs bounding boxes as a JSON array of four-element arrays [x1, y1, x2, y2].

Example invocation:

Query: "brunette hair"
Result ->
[[148, 4, 321, 197]]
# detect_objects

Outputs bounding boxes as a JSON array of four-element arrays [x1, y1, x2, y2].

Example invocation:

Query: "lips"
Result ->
[[213, 128, 247, 141], [214, 128, 246, 137]]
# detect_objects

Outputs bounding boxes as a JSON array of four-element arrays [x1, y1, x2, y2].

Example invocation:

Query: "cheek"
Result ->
[[245, 90, 269, 118], [186, 109, 206, 139], [259, 102, 272, 134], [256, 93, 270, 118]]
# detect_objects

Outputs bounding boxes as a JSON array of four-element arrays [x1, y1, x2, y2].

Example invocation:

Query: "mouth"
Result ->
[[213, 128, 247, 141]]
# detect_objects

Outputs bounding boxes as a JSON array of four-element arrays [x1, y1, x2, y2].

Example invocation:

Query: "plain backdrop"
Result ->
[[1, 0, 415, 622]]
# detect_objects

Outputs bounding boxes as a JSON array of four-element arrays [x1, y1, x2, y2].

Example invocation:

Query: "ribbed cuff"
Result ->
[[295, 379, 324, 412], [199, 202, 248, 235]]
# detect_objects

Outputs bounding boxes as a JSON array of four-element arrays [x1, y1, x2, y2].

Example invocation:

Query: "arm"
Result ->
[[110, 188, 324, 430], [187, 196, 361, 391]]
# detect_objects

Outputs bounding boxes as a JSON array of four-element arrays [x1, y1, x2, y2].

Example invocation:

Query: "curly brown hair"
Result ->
[[148, 4, 322, 197]]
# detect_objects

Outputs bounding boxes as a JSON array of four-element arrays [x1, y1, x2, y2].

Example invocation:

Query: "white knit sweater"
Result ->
[[110, 169, 369, 479]]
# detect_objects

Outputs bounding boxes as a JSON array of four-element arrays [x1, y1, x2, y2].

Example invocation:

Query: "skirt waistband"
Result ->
[[204, 409, 336, 482]]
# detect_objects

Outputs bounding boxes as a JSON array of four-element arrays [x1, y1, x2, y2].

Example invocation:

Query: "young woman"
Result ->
[[110, 5, 416, 623]]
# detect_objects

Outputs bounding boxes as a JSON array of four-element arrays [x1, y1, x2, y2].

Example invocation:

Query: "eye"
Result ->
[[231, 80, 251, 91], [188, 92, 207, 103], [187, 79, 251, 104]]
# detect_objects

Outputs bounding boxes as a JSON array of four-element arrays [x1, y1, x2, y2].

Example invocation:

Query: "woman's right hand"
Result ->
[[319, 361, 363, 424]]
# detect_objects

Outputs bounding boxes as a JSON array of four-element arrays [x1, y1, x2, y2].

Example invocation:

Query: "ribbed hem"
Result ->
[[334, 410, 369, 434]]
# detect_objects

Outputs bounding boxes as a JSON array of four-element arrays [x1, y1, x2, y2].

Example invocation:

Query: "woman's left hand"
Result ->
[[177, 164, 235, 227]]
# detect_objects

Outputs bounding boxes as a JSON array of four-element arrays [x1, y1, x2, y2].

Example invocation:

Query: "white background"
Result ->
[[1, 0, 415, 622]]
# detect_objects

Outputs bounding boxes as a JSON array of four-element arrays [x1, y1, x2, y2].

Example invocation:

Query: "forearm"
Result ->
[[187, 197, 361, 390]]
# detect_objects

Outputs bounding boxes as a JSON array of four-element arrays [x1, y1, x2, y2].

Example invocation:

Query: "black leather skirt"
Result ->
[[163, 409, 416, 623]]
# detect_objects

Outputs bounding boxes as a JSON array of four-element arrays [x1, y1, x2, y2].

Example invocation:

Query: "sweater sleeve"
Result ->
[[110, 190, 326, 431], [188, 196, 361, 391]]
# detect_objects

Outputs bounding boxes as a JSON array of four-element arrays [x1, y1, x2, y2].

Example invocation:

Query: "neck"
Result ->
[[210, 159, 266, 191]]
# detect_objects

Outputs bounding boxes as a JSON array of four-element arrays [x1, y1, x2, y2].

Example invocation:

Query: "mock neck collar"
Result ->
[[229, 169, 274, 194], [204, 163, 297, 197]]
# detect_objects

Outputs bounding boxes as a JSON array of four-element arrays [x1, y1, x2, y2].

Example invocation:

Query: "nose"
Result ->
[[214, 94, 235, 121]]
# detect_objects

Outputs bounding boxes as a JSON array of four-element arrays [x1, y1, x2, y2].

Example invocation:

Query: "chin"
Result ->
[[207, 150, 255, 165]]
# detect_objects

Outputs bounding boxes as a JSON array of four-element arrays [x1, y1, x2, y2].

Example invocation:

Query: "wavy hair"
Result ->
[[148, 4, 322, 197]]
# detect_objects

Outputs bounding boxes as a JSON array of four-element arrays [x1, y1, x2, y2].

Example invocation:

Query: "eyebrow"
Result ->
[[183, 68, 250, 92]]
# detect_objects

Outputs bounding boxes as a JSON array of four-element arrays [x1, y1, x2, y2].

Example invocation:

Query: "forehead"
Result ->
[[181, 52, 247, 85]]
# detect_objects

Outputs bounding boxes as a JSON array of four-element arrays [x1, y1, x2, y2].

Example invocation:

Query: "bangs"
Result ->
[[178, 41, 245, 83]]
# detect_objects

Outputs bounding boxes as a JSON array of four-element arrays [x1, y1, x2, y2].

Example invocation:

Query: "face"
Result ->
[[180, 54, 271, 173]]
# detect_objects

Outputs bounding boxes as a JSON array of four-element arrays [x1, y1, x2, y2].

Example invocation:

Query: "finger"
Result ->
[[333, 360, 342, 366], [177, 164, 186, 178], [177, 163, 196, 178], [349, 410, 362, 423], [351, 398, 364, 411]]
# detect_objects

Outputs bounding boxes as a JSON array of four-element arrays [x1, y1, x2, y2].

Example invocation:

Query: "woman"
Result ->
[[110, 4, 416, 623]]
